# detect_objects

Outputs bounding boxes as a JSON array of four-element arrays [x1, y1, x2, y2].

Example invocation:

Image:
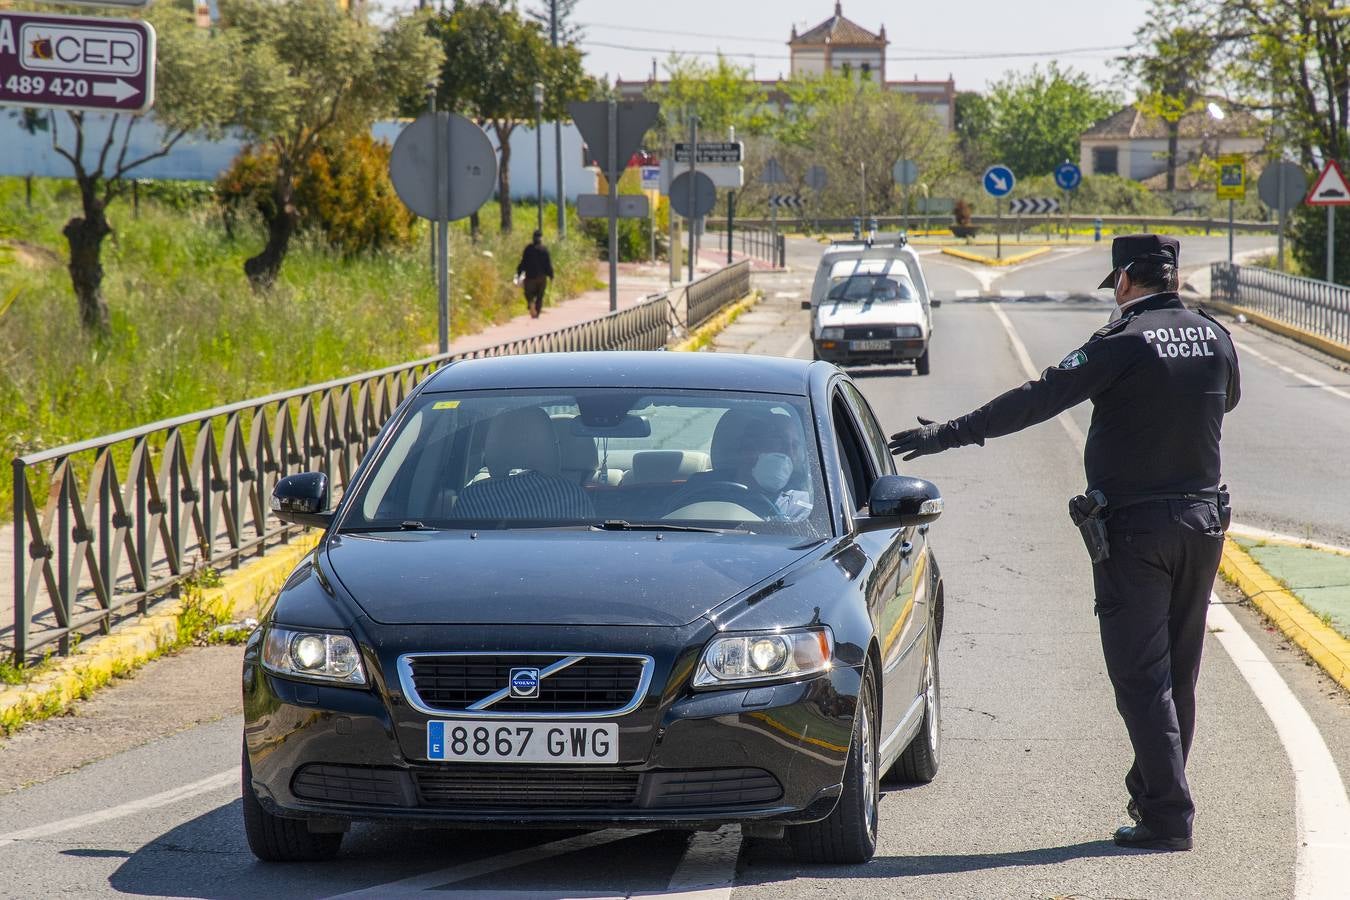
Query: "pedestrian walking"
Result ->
[[888, 235, 1240, 851], [516, 229, 554, 319]]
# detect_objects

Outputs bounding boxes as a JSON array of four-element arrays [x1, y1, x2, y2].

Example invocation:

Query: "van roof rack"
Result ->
[[828, 232, 908, 250]]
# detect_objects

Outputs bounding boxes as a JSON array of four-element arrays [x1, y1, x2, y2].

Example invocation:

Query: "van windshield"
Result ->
[[826, 274, 917, 303]]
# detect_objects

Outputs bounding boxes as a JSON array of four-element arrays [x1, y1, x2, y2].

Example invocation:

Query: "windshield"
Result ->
[[826, 274, 917, 303], [341, 389, 829, 538]]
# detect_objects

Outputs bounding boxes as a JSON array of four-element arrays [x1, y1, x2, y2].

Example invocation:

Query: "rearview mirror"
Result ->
[[271, 472, 333, 529], [855, 475, 943, 532]]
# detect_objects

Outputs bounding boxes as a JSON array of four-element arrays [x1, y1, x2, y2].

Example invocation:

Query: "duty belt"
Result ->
[[1106, 489, 1220, 511]]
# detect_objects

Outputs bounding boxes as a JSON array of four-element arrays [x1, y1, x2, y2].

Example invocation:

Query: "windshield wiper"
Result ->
[[592, 519, 733, 534], [341, 520, 436, 533]]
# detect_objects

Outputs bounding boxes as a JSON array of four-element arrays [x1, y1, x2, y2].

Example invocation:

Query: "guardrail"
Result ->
[[710, 213, 1279, 236], [1210, 263, 1350, 348], [7, 261, 751, 664], [711, 227, 785, 268]]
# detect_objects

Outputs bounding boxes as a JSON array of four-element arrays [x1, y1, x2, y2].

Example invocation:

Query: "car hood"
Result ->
[[324, 530, 815, 627], [816, 300, 926, 330]]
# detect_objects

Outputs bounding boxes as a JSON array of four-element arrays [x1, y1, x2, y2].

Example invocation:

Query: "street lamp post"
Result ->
[[550, 0, 565, 238], [534, 82, 545, 234], [1206, 102, 1233, 264]]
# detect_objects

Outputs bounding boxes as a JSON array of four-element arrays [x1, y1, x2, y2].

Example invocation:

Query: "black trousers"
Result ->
[[1093, 499, 1224, 838]]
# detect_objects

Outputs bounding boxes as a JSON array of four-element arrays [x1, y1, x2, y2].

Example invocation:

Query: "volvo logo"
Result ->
[[509, 667, 541, 699]]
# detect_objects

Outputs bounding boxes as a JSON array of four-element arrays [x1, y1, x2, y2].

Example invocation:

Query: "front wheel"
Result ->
[[915, 348, 931, 376], [889, 626, 941, 783], [787, 666, 879, 864], [242, 746, 344, 862]]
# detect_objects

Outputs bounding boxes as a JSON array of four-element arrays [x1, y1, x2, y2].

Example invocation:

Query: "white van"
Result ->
[[803, 237, 936, 374]]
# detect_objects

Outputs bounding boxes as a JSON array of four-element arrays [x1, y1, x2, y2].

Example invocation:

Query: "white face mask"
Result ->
[[752, 452, 793, 492]]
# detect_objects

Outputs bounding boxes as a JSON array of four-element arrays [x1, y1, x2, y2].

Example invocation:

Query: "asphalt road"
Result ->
[[2, 236, 1348, 898]]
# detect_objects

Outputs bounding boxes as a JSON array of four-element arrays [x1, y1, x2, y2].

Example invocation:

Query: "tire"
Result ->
[[787, 666, 879, 864], [890, 626, 941, 783], [242, 745, 343, 862], [915, 348, 931, 376]]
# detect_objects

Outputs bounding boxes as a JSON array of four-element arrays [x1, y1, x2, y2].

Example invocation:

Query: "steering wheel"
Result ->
[[664, 480, 780, 520]]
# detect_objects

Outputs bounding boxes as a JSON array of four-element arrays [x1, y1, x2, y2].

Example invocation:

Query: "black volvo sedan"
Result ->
[[244, 352, 946, 865]]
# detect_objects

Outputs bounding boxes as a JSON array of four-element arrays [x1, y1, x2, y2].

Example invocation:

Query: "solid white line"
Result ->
[[988, 304, 1086, 446], [992, 306, 1350, 896], [0, 768, 235, 849], [956, 289, 979, 298], [1232, 339, 1350, 402], [785, 333, 810, 359], [661, 826, 740, 899], [1206, 597, 1350, 899], [1000, 289, 1026, 299], [323, 829, 647, 899]]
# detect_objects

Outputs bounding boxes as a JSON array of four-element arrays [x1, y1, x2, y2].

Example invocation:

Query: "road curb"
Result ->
[[0, 535, 320, 734], [940, 246, 1052, 267], [1220, 537, 1350, 692], [670, 292, 761, 352], [1203, 298, 1350, 365]]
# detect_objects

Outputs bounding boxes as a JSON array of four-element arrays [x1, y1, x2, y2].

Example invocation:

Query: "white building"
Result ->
[[1079, 105, 1264, 183]]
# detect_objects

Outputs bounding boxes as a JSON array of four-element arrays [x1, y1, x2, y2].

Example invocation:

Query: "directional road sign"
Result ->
[[674, 141, 743, 164], [1054, 162, 1082, 191], [983, 164, 1015, 198], [1008, 198, 1060, 215], [0, 11, 156, 114], [568, 100, 659, 181], [1306, 160, 1350, 206], [659, 159, 742, 191], [669, 170, 716, 220], [768, 194, 804, 209], [760, 158, 789, 185], [577, 193, 650, 219], [1257, 162, 1307, 213], [1217, 154, 1246, 200], [804, 164, 828, 192], [389, 113, 498, 221], [892, 159, 919, 186]]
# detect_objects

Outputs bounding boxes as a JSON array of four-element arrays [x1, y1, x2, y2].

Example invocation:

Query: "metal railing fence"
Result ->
[[8, 262, 751, 664], [712, 227, 784, 268], [708, 213, 1279, 236], [1210, 263, 1350, 348]]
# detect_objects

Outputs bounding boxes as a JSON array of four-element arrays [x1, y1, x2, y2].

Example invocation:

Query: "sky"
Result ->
[[545, 0, 1151, 93]]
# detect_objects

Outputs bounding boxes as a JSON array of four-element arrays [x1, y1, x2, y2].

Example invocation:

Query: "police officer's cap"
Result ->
[[1098, 234, 1180, 288]]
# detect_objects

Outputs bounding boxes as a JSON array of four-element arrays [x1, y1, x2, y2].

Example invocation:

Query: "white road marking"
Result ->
[[1233, 339, 1350, 402], [1206, 597, 1350, 899], [1000, 289, 1026, 299], [1227, 524, 1350, 556], [956, 289, 979, 299], [989, 304, 1086, 446], [324, 829, 647, 898], [993, 305, 1350, 897], [785, 333, 811, 359], [662, 826, 740, 899], [0, 768, 235, 849]]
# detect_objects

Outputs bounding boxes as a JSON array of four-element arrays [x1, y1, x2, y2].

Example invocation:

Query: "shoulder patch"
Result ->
[[1059, 349, 1088, 370], [1196, 307, 1232, 335]]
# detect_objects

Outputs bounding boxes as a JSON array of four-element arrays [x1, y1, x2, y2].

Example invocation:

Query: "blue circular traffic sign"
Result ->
[[1055, 162, 1083, 191], [983, 164, 1015, 198]]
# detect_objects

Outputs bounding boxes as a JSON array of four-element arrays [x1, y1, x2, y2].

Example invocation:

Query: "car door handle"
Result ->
[[900, 541, 913, 557]]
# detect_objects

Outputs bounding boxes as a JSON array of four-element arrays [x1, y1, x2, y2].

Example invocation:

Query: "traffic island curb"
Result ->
[[1202, 298, 1350, 365], [1219, 537, 1350, 692], [670, 292, 762, 352], [0, 535, 320, 735], [940, 246, 1053, 267]]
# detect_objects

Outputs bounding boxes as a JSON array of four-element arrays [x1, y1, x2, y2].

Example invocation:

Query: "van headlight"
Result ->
[[895, 325, 922, 338], [693, 627, 833, 688], [819, 327, 845, 341], [261, 626, 367, 685]]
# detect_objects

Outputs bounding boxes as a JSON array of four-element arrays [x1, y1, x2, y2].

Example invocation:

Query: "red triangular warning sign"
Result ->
[[1306, 160, 1350, 206]]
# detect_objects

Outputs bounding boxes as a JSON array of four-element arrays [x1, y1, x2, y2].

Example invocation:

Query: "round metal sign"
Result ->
[[804, 164, 828, 192], [1257, 161, 1308, 213], [1054, 162, 1082, 191], [669, 170, 717, 219], [892, 159, 919, 186], [389, 112, 498, 221], [983, 164, 1015, 198]]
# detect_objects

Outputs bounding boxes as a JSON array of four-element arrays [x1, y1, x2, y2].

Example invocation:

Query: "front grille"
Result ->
[[841, 326, 896, 341], [292, 764, 411, 807], [405, 654, 647, 714], [415, 768, 640, 808], [645, 768, 782, 808]]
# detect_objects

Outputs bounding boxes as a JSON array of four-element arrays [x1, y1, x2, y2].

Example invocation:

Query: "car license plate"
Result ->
[[426, 720, 617, 764], [851, 339, 890, 351]]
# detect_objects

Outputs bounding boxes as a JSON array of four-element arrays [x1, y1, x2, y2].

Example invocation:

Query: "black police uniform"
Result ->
[[891, 236, 1241, 844]]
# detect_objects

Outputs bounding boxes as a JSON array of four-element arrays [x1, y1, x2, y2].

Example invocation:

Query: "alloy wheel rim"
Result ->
[[861, 695, 877, 835]]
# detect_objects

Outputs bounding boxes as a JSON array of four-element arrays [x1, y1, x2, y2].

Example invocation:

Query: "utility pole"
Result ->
[[533, 82, 544, 233], [687, 113, 698, 283], [550, 0, 566, 237]]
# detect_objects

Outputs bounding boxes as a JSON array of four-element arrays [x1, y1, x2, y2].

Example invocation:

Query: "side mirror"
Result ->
[[856, 475, 943, 532], [800, 300, 813, 310], [929, 298, 942, 308], [271, 472, 333, 529]]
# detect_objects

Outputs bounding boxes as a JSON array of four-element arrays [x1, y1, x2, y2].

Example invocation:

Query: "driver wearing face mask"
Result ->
[[737, 415, 813, 521]]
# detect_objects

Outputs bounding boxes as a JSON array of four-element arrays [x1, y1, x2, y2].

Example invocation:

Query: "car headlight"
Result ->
[[895, 325, 922, 338], [693, 627, 833, 688], [819, 327, 845, 341], [261, 626, 367, 685]]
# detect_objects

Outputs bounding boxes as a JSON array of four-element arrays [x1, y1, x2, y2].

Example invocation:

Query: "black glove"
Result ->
[[888, 417, 946, 461]]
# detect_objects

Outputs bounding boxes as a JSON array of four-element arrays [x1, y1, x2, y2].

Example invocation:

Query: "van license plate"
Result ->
[[427, 720, 617, 764], [851, 339, 890, 351]]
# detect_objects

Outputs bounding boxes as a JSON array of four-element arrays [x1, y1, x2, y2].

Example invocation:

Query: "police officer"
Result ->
[[889, 235, 1240, 851]]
